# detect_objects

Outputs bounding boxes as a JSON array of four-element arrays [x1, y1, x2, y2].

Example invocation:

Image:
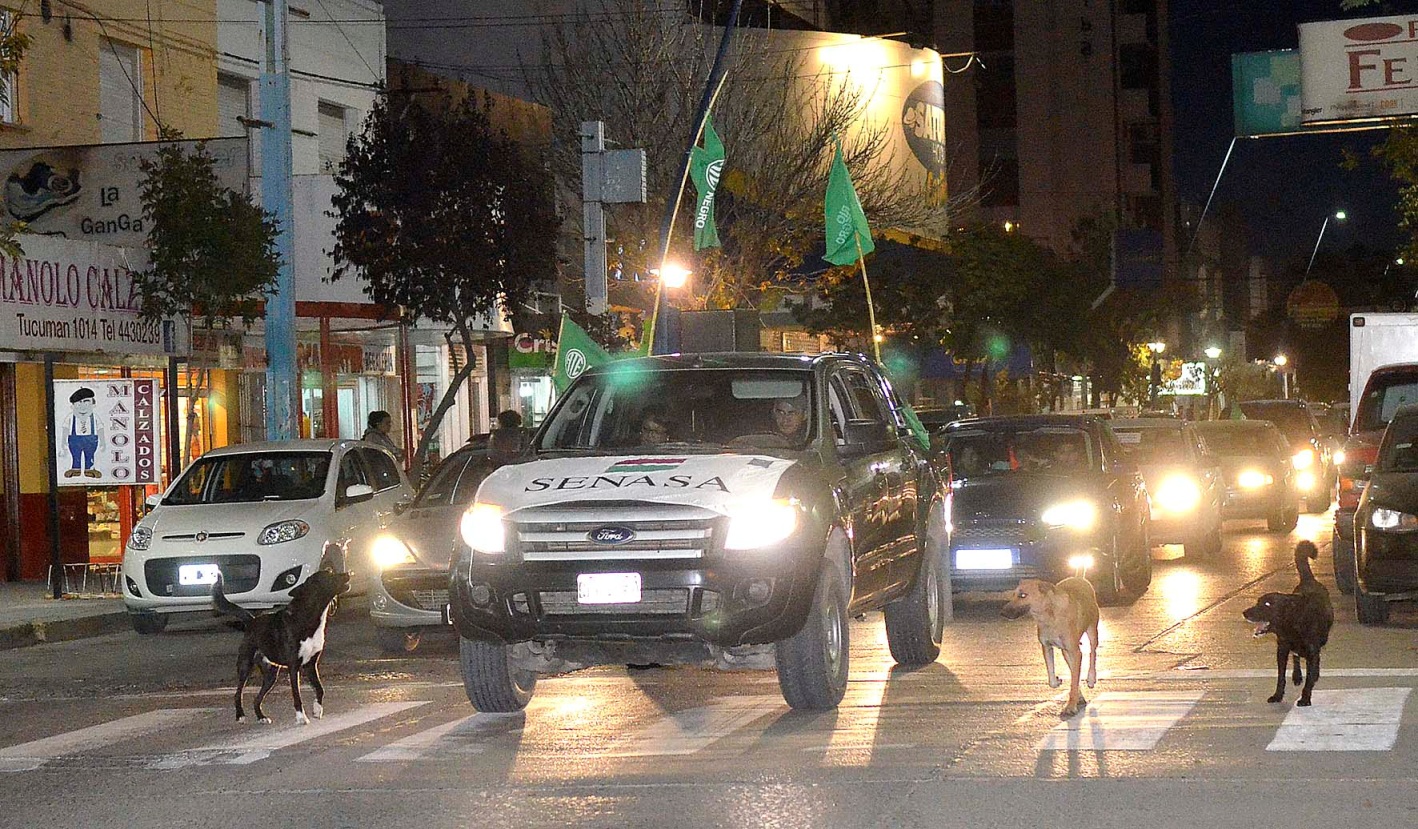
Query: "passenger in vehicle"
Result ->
[[487, 410, 529, 466], [638, 406, 672, 446]]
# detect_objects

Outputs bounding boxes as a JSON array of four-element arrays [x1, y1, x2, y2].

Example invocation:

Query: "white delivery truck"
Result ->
[[1349, 313, 1418, 416]]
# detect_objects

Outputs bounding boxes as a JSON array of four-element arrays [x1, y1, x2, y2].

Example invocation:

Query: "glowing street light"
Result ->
[[1306, 210, 1347, 275], [1274, 353, 1288, 367], [1204, 346, 1223, 360], [1147, 341, 1167, 355], [653, 263, 691, 289]]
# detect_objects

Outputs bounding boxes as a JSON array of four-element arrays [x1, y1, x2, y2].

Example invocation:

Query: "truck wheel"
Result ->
[[1267, 505, 1299, 533], [884, 541, 945, 666], [1121, 520, 1153, 595], [1090, 539, 1124, 607], [775, 564, 850, 710], [1355, 584, 1390, 626], [459, 637, 536, 712], [129, 612, 168, 635], [1332, 530, 1355, 595]]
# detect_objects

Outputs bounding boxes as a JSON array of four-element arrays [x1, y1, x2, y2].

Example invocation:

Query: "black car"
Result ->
[[1238, 400, 1333, 513], [915, 403, 976, 433], [448, 353, 949, 712], [1353, 403, 1418, 625], [1192, 420, 1299, 532], [1111, 417, 1224, 559], [938, 415, 1152, 605]]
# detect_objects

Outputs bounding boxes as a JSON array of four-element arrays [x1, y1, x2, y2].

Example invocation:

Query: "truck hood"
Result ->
[[144, 499, 321, 537], [476, 454, 800, 517]]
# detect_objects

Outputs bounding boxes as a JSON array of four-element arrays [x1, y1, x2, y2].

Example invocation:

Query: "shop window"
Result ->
[[358, 447, 402, 491]]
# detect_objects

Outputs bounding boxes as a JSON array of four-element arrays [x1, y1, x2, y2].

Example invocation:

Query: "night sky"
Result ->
[[1169, 0, 1418, 266]]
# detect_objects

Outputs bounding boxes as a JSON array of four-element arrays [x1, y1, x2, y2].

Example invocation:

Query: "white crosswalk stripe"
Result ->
[[356, 706, 541, 763], [1267, 687, 1413, 752], [0, 708, 219, 773], [599, 695, 782, 757], [148, 702, 428, 769], [1037, 691, 1205, 751]]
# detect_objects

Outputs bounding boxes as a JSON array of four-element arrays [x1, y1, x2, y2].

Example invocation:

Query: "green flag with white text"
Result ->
[[689, 116, 725, 250], [824, 143, 874, 266], [552, 314, 611, 392]]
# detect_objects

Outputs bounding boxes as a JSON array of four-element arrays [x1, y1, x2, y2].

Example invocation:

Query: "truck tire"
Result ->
[[1267, 505, 1299, 533], [1355, 584, 1390, 626], [459, 637, 536, 712], [1090, 538, 1125, 607], [1121, 520, 1153, 595], [775, 563, 850, 710], [1332, 530, 1355, 595], [129, 612, 168, 635], [884, 541, 945, 666]]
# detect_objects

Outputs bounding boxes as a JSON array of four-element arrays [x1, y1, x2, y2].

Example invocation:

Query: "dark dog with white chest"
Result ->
[[1242, 540, 1333, 706], [212, 567, 351, 724]]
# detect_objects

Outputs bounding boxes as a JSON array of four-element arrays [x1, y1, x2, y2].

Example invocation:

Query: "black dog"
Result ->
[[1242, 540, 1334, 706], [212, 568, 351, 724]]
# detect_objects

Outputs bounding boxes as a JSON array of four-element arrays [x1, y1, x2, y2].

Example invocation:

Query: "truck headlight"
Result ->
[[371, 534, 416, 569], [1041, 500, 1097, 531], [1155, 475, 1201, 514], [1296, 471, 1317, 492], [127, 526, 152, 551], [1292, 449, 1315, 470], [460, 503, 506, 553], [724, 498, 800, 550], [257, 519, 310, 545], [1372, 508, 1418, 530], [1237, 469, 1272, 489]]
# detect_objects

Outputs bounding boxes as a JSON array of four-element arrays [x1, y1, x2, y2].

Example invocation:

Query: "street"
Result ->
[[4, 511, 1418, 828]]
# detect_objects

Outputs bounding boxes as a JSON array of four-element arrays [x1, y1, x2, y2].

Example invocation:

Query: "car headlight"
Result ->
[[1041, 500, 1097, 531], [127, 526, 152, 551], [724, 498, 800, 550], [1372, 508, 1418, 530], [1292, 449, 1315, 470], [1333, 449, 1347, 466], [460, 502, 506, 553], [1237, 469, 1273, 489], [371, 534, 416, 569], [1296, 471, 1317, 492], [257, 519, 310, 545], [1154, 475, 1201, 514]]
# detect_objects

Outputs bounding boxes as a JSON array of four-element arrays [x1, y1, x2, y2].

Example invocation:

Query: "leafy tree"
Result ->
[[135, 136, 280, 463], [331, 89, 559, 476]]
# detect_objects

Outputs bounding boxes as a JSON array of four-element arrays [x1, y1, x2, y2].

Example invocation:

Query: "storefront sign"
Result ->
[[52, 379, 162, 486], [0, 235, 187, 357], [1167, 362, 1209, 396], [362, 345, 396, 375], [1300, 15, 1418, 123], [0, 138, 248, 248], [510, 331, 555, 370]]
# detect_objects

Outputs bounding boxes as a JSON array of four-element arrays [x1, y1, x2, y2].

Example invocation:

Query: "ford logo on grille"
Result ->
[[589, 525, 636, 545]]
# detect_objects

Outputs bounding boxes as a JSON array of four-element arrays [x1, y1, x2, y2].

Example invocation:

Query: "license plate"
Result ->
[[954, 549, 1014, 570], [178, 564, 220, 586], [577, 572, 641, 604]]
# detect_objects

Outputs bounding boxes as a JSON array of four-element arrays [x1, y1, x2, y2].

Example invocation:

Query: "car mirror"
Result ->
[[144, 494, 162, 509], [840, 419, 891, 456], [341, 483, 375, 506]]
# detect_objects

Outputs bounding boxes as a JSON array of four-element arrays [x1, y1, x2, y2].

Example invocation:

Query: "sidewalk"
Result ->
[[0, 580, 130, 650]]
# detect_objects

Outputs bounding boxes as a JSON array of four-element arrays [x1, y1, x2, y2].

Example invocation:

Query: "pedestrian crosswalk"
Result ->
[[2, 681, 1417, 773]]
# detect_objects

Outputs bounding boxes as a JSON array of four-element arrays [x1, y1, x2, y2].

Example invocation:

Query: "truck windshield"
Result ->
[[538, 367, 815, 452]]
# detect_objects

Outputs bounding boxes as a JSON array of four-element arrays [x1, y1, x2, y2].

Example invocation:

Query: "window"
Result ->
[[318, 100, 348, 172], [0, 11, 18, 124], [99, 41, 143, 142], [838, 369, 890, 425], [358, 448, 403, 491], [981, 157, 1020, 208], [217, 73, 250, 138], [337, 451, 369, 495], [1119, 44, 1157, 91]]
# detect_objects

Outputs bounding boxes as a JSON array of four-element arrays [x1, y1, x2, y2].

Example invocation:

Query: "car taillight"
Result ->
[[1337, 443, 1381, 510]]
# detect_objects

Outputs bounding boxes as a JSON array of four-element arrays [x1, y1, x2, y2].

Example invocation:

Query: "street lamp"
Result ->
[[1274, 353, 1290, 399], [1203, 347, 1222, 418], [1306, 210, 1347, 275], [1204, 346, 1222, 360], [1147, 341, 1166, 407], [646, 263, 691, 352]]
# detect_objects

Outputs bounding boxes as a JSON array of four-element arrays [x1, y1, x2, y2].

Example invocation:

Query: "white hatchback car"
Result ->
[[121, 439, 414, 633]]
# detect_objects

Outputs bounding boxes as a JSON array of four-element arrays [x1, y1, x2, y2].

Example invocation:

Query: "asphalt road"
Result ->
[[4, 511, 1418, 829]]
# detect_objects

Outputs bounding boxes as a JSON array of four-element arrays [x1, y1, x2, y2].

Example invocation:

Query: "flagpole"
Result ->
[[855, 236, 880, 363]]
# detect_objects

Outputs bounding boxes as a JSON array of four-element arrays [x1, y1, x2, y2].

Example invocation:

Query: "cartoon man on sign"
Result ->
[[60, 387, 105, 479]]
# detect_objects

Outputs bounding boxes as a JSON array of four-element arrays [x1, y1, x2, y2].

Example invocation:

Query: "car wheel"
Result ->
[[1185, 524, 1223, 560], [1355, 583, 1390, 626], [1267, 505, 1299, 533], [1303, 494, 1330, 514], [775, 562, 850, 710], [459, 637, 536, 712], [1121, 520, 1152, 595], [376, 626, 422, 654], [1332, 530, 1355, 595], [884, 536, 945, 666], [129, 612, 168, 635], [1089, 539, 1125, 607]]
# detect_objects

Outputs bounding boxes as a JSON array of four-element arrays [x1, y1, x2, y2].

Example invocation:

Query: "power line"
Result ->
[[312, 0, 380, 82]]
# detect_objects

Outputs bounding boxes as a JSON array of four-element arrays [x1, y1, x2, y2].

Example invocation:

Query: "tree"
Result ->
[[331, 89, 559, 477], [135, 136, 280, 463], [0, 16, 29, 257], [527, 0, 970, 311]]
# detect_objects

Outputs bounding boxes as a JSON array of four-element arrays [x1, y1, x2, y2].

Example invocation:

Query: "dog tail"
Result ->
[[1295, 540, 1320, 583], [211, 573, 256, 623]]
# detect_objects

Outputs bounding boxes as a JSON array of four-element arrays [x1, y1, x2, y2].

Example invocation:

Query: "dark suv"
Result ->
[[448, 353, 948, 712], [1238, 400, 1333, 513]]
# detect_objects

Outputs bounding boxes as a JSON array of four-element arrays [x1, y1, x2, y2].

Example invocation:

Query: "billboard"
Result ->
[[1232, 50, 1305, 136], [1300, 14, 1418, 123], [0, 138, 248, 249], [52, 378, 162, 486]]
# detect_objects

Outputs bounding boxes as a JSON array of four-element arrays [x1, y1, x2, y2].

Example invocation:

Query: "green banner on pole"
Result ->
[[689, 116, 725, 250], [824, 143, 874, 266], [551, 314, 611, 392]]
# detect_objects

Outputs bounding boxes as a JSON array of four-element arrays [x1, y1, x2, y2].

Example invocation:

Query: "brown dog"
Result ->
[[1001, 577, 1100, 717]]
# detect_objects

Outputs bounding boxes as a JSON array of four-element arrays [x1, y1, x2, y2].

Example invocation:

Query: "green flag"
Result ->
[[552, 314, 611, 392], [689, 116, 725, 250], [899, 403, 932, 453], [824, 143, 874, 266]]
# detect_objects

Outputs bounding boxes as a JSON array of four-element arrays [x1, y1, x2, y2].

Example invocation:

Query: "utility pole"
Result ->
[[261, 0, 297, 440]]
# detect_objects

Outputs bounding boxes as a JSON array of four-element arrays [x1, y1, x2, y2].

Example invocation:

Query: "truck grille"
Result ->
[[953, 520, 1031, 545], [510, 503, 721, 562], [535, 589, 691, 616]]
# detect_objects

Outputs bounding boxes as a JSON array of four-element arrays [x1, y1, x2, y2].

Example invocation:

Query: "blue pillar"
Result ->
[[261, 0, 297, 440]]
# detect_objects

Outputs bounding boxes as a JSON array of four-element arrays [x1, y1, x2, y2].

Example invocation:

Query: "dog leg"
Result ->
[[289, 662, 308, 725], [1298, 651, 1320, 707], [1041, 641, 1061, 688], [1292, 653, 1303, 687], [1060, 642, 1085, 717], [1267, 645, 1288, 704], [303, 658, 325, 719], [1085, 622, 1099, 689], [252, 662, 280, 724], [234, 647, 255, 722]]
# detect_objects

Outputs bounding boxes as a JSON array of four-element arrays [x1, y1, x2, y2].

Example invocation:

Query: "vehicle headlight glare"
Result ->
[[1237, 469, 1272, 489], [460, 503, 506, 553], [257, 519, 310, 545], [1372, 508, 1418, 530], [127, 526, 152, 551], [1296, 471, 1317, 491], [371, 534, 416, 569], [1067, 553, 1094, 571], [1333, 449, 1347, 466], [1292, 449, 1315, 470], [724, 498, 800, 550], [1041, 500, 1097, 531], [1155, 475, 1201, 513]]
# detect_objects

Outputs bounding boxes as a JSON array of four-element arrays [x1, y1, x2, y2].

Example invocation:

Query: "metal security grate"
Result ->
[[411, 589, 450, 611]]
